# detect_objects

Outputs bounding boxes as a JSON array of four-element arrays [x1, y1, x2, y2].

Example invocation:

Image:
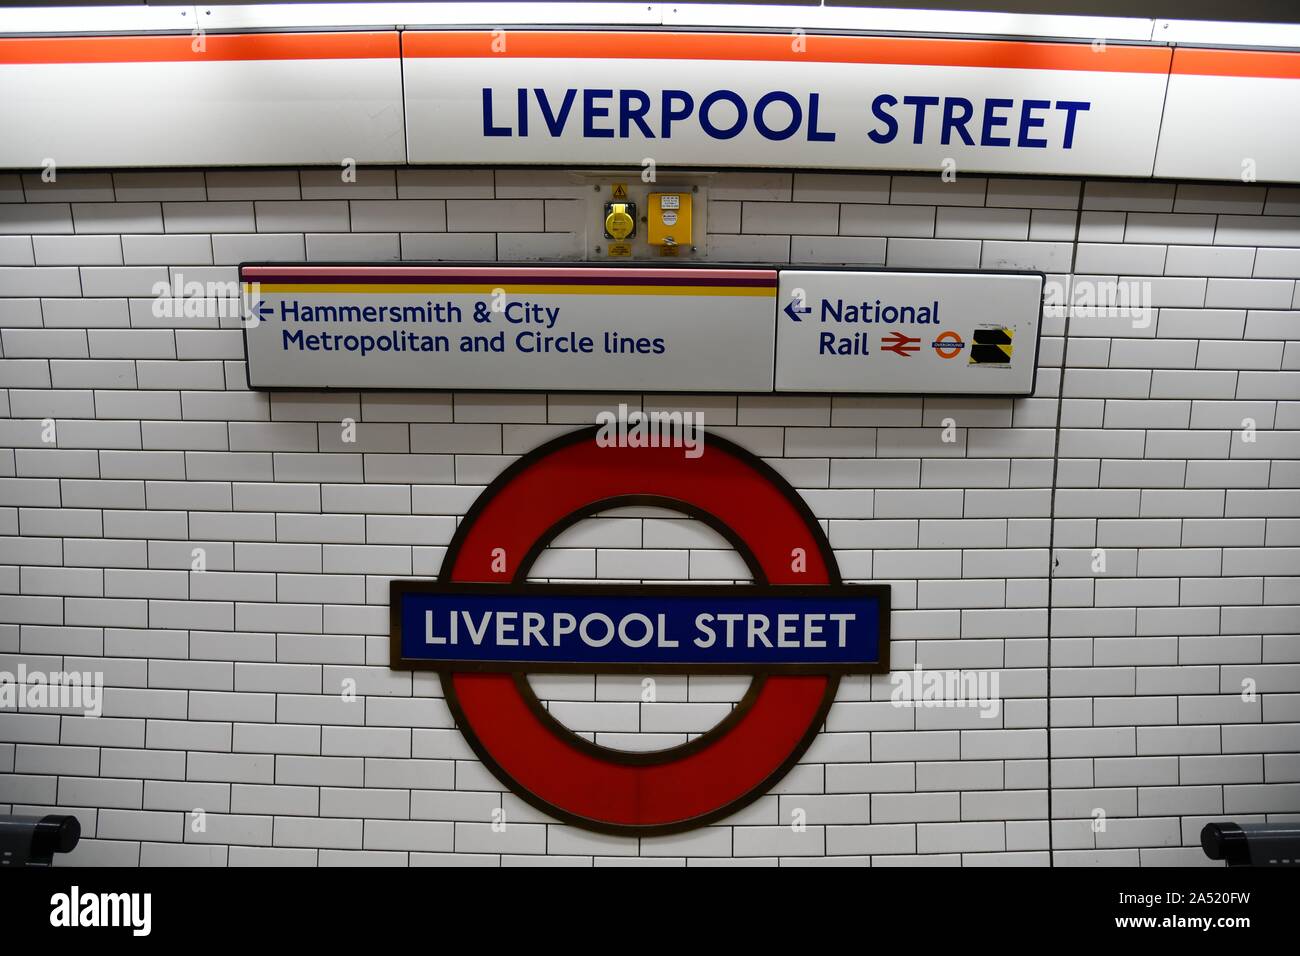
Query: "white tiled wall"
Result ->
[[0, 168, 1296, 866]]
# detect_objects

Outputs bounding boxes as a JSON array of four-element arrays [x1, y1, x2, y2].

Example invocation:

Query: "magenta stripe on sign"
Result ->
[[241, 265, 779, 287]]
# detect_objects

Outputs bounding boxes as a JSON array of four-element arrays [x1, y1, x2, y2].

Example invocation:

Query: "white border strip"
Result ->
[[662, 4, 1157, 42], [197, 3, 662, 31], [1, 3, 1298, 50], [1154, 17, 1300, 49], [0, 4, 196, 35]]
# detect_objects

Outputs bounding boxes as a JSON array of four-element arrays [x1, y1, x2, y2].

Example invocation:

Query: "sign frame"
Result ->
[[240, 260, 1046, 398]]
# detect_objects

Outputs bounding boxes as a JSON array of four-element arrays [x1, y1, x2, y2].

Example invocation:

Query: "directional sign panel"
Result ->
[[243, 264, 1044, 396], [775, 270, 1044, 396], [242, 265, 777, 392]]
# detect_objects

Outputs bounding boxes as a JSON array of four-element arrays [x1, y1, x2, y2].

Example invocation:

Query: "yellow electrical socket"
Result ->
[[604, 202, 636, 241], [648, 192, 692, 247]]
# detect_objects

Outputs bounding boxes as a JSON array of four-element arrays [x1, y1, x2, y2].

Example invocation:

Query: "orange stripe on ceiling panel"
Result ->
[[402, 30, 1172, 74], [1172, 48, 1300, 80], [0, 31, 398, 65]]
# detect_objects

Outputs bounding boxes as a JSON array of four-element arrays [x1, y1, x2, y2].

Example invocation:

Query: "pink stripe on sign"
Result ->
[[240, 265, 777, 281]]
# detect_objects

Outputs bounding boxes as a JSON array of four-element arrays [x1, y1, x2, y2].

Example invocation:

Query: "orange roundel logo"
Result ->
[[932, 330, 965, 359]]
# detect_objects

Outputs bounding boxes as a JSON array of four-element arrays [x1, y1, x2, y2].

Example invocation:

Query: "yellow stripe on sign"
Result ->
[[248, 283, 777, 298]]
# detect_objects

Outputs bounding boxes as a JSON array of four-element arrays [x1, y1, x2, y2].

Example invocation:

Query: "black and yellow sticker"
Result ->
[[969, 326, 1013, 365]]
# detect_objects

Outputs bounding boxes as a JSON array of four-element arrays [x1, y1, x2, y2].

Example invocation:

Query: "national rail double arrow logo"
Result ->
[[880, 330, 921, 356], [390, 427, 890, 834]]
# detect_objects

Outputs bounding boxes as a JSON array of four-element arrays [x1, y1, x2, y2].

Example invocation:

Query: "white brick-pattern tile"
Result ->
[[0, 169, 1295, 866]]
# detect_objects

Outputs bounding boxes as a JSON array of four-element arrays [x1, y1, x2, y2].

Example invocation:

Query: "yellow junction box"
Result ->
[[647, 192, 692, 247]]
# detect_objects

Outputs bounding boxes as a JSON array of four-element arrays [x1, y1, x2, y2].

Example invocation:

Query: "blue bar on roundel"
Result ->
[[392, 584, 888, 674]]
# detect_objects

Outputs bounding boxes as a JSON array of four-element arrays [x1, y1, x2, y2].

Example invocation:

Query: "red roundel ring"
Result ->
[[439, 426, 843, 835]]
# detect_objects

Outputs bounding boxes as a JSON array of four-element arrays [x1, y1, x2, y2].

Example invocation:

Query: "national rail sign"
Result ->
[[241, 263, 1044, 396], [389, 427, 890, 834], [775, 269, 1045, 395]]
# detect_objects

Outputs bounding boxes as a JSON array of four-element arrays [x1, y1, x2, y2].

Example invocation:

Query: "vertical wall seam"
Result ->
[[1044, 176, 1087, 866]]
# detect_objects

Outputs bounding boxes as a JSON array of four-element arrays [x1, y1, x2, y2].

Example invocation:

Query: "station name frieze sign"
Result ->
[[241, 264, 1045, 396], [402, 32, 1174, 178]]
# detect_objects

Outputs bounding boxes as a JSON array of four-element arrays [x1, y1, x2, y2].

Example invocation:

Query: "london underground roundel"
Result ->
[[390, 427, 890, 835]]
